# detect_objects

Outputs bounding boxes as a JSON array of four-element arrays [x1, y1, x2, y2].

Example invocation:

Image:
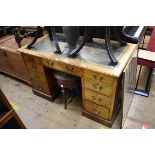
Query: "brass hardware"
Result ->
[[34, 75, 38, 79], [93, 108, 100, 114], [39, 86, 42, 90], [50, 62, 54, 66], [92, 74, 97, 79], [47, 61, 50, 64], [99, 86, 103, 90], [65, 65, 74, 72], [91, 95, 102, 102], [99, 77, 103, 81], [98, 98, 102, 102], [46, 61, 54, 66], [92, 96, 96, 100]]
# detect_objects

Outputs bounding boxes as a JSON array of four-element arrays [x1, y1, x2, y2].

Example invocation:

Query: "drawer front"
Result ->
[[83, 89, 111, 109], [29, 70, 46, 82], [84, 70, 114, 85], [84, 78, 113, 97], [31, 79, 50, 94], [24, 55, 41, 64], [84, 100, 110, 119], [26, 61, 43, 72], [43, 59, 82, 77]]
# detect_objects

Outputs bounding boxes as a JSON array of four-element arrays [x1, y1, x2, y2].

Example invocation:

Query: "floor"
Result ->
[[123, 67, 155, 129], [0, 68, 155, 129]]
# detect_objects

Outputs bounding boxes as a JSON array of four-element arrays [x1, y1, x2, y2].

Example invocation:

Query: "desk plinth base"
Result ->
[[32, 89, 56, 102], [82, 104, 120, 128]]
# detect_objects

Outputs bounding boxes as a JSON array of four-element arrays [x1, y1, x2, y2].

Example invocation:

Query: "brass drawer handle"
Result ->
[[92, 74, 104, 82], [98, 98, 102, 102], [93, 108, 100, 114], [92, 96, 96, 100], [39, 86, 43, 90], [34, 75, 40, 80], [96, 86, 103, 91], [99, 86, 103, 90], [47, 61, 54, 66], [91, 96, 102, 104], [92, 74, 97, 80], [50, 62, 54, 66], [47, 61, 50, 65], [99, 76, 103, 81], [65, 65, 74, 72], [92, 83, 103, 91]]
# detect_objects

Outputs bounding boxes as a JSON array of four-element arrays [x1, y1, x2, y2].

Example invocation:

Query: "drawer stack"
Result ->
[[23, 55, 52, 96], [82, 69, 116, 122]]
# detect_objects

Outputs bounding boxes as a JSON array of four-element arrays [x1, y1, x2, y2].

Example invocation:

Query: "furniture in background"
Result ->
[[53, 70, 81, 109], [0, 26, 12, 37], [18, 35, 138, 127], [0, 89, 26, 129], [0, 35, 31, 84], [135, 26, 155, 97], [0, 27, 46, 85]]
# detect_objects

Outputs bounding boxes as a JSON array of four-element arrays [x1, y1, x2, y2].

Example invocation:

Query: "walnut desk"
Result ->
[[18, 35, 138, 127]]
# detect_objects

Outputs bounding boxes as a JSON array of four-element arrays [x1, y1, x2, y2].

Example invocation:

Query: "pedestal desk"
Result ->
[[18, 35, 138, 127]]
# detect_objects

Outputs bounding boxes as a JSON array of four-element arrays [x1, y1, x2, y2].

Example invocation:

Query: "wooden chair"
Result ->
[[53, 70, 81, 109]]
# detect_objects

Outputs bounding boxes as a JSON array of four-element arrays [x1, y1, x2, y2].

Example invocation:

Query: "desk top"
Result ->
[[18, 34, 137, 77]]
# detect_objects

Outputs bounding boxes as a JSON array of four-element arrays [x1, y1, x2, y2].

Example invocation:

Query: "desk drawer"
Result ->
[[84, 100, 109, 120], [84, 70, 114, 85], [83, 89, 111, 109], [29, 70, 50, 94], [24, 55, 41, 64], [26, 62, 43, 72], [84, 78, 113, 97], [29, 70, 46, 82], [43, 59, 82, 77], [31, 79, 50, 94]]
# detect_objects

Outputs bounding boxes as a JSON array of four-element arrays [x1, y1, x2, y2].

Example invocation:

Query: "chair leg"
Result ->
[[61, 87, 67, 109], [135, 67, 153, 97], [135, 65, 142, 89]]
